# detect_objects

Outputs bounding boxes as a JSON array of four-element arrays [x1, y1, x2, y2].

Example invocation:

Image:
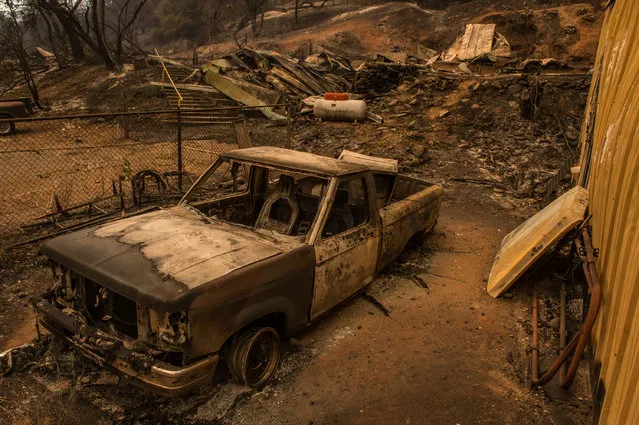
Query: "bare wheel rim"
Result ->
[[0, 120, 11, 134], [242, 328, 280, 387]]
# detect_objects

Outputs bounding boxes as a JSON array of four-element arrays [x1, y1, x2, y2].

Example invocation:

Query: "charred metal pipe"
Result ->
[[531, 226, 602, 388], [531, 286, 582, 386], [532, 285, 538, 380], [561, 227, 602, 389]]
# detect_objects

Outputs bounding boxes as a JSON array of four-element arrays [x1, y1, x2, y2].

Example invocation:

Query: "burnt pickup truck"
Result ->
[[35, 146, 442, 395], [0, 97, 34, 135]]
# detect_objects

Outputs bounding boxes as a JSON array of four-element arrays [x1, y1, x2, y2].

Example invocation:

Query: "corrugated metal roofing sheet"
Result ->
[[577, 1, 639, 423], [443, 24, 496, 61]]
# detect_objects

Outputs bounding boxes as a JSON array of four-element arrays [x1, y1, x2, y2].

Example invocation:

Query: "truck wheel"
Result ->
[[228, 327, 281, 388], [0, 114, 15, 136]]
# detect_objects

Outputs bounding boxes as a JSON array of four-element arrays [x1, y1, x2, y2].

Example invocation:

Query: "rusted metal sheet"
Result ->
[[375, 52, 408, 64], [486, 186, 589, 298], [576, 1, 639, 423], [208, 58, 234, 69], [202, 48, 352, 104], [203, 71, 286, 121], [270, 65, 316, 96]]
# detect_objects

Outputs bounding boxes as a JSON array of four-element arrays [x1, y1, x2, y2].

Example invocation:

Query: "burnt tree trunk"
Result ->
[[90, 0, 117, 70], [3, 0, 43, 108], [38, 6, 67, 67], [53, 10, 86, 60]]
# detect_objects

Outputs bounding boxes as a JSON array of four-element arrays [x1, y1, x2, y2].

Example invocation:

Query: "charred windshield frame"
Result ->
[[179, 157, 246, 204], [179, 157, 331, 241]]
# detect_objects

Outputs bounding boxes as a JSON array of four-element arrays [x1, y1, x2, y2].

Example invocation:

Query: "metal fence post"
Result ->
[[287, 103, 293, 148], [177, 107, 183, 193]]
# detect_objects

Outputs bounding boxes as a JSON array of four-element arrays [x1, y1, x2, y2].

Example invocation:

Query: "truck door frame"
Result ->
[[308, 172, 381, 320]]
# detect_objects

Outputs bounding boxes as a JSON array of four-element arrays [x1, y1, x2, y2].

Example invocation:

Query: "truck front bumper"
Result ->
[[34, 295, 218, 397]]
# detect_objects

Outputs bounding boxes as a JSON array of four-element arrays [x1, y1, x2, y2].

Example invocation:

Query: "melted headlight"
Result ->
[[51, 263, 76, 307], [159, 311, 188, 346]]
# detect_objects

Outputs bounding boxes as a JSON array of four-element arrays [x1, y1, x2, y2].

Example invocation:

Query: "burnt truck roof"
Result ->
[[222, 146, 369, 177]]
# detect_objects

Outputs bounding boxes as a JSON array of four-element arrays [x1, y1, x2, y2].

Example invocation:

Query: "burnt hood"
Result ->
[[40, 206, 288, 310]]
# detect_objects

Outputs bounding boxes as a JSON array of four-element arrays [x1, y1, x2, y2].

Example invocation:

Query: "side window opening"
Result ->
[[322, 178, 368, 238]]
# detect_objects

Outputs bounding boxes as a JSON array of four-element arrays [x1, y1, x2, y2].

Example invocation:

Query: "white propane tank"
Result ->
[[314, 98, 367, 122]]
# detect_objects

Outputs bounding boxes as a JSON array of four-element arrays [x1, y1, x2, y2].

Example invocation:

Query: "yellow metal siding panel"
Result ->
[[611, 309, 639, 423], [579, 1, 639, 424]]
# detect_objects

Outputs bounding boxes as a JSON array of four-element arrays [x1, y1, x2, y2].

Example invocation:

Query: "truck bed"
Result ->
[[390, 175, 436, 202], [378, 174, 443, 270]]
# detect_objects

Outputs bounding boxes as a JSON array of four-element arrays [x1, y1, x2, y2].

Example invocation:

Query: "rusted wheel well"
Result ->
[[246, 312, 287, 337], [221, 312, 288, 357], [408, 228, 427, 245], [410, 220, 438, 245]]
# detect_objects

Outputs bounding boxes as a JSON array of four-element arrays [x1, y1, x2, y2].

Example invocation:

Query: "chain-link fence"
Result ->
[[0, 106, 291, 247]]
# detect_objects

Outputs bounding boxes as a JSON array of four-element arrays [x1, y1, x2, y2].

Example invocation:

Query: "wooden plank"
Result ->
[[233, 120, 252, 149], [270, 66, 315, 96]]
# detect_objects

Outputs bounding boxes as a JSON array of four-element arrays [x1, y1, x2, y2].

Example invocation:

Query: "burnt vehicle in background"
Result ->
[[0, 97, 34, 135], [35, 147, 443, 395]]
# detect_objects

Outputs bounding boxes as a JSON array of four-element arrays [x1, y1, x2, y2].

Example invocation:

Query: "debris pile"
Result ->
[[293, 57, 589, 211], [353, 62, 419, 99], [353, 31, 579, 103], [154, 24, 577, 126], [199, 48, 354, 118]]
